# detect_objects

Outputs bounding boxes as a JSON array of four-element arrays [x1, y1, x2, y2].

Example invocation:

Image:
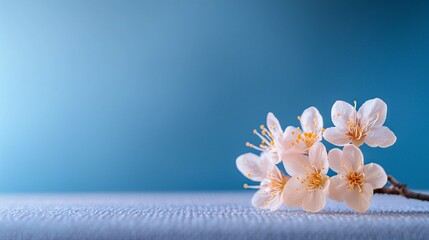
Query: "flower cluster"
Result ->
[[236, 98, 396, 213]]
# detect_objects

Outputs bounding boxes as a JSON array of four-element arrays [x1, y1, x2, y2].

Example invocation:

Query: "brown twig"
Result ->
[[373, 175, 429, 201]]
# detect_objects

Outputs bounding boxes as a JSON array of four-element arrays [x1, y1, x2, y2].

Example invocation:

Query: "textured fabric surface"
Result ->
[[0, 192, 427, 240]]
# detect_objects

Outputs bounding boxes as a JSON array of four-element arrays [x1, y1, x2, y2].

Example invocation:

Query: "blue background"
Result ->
[[0, 0, 427, 192]]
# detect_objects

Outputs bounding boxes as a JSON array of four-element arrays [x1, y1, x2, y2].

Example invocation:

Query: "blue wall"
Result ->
[[0, 0, 428, 192]]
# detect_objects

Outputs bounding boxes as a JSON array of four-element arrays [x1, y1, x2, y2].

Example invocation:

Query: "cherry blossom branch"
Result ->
[[373, 175, 429, 201]]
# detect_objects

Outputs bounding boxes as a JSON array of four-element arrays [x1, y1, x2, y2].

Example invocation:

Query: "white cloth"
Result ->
[[0, 192, 427, 239]]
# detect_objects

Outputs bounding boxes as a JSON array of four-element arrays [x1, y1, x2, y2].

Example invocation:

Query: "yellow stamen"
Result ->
[[306, 169, 328, 191], [346, 171, 365, 193]]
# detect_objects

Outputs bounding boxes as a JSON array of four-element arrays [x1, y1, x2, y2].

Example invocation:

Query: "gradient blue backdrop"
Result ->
[[0, 0, 428, 192]]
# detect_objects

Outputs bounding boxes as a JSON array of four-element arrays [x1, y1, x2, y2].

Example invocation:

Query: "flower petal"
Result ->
[[283, 126, 298, 141], [328, 175, 347, 202], [363, 163, 387, 189], [263, 189, 284, 211], [323, 127, 351, 146], [357, 98, 387, 128], [267, 162, 284, 181], [344, 183, 373, 213], [236, 153, 271, 181], [331, 100, 356, 131], [267, 112, 283, 136], [309, 142, 328, 174], [268, 196, 284, 211], [328, 148, 346, 174], [283, 126, 307, 153], [364, 126, 397, 148], [282, 153, 311, 177], [264, 150, 282, 164], [300, 107, 323, 133], [283, 177, 307, 207], [342, 144, 364, 170], [302, 188, 327, 212], [251, 189, 271, 209]]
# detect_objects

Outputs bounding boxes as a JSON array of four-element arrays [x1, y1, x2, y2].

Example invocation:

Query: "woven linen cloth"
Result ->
[[0, 192, 427, 239]]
